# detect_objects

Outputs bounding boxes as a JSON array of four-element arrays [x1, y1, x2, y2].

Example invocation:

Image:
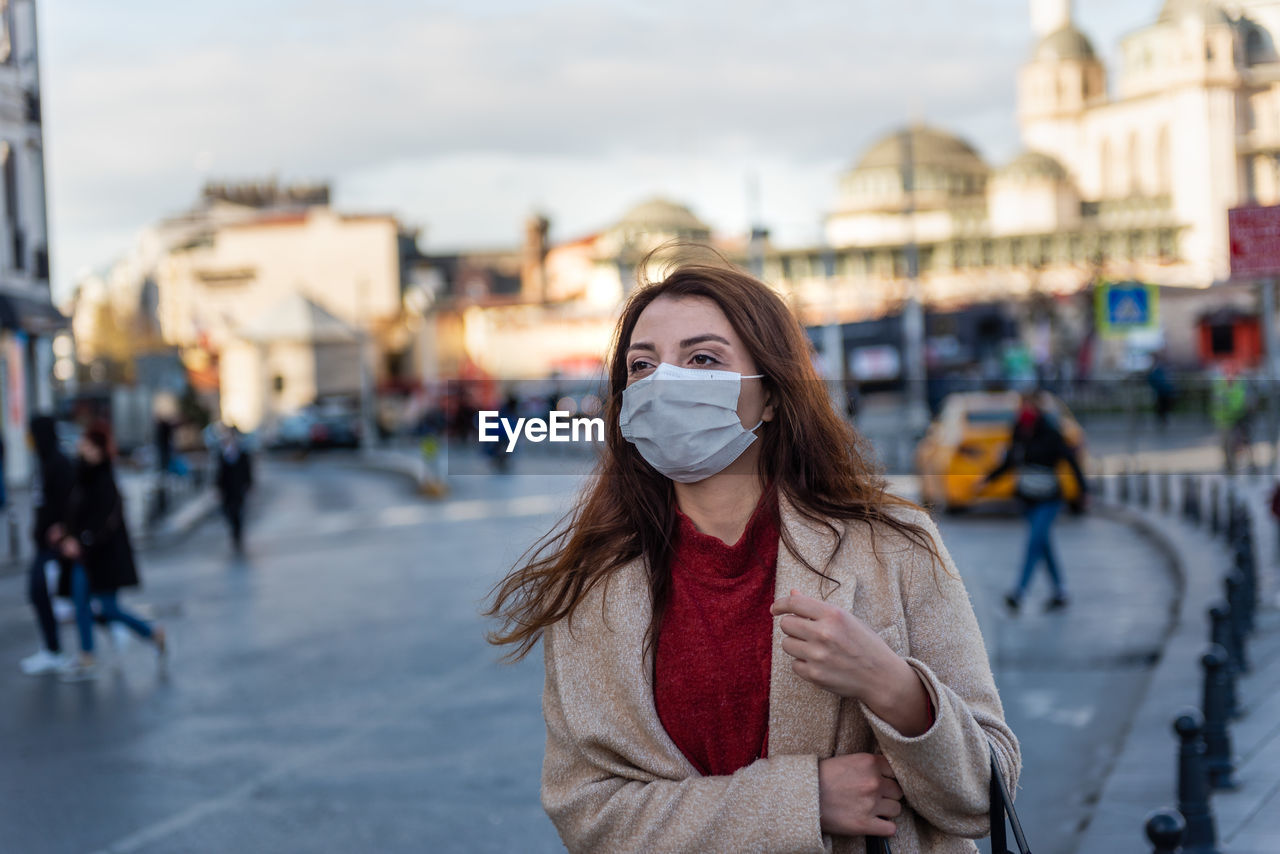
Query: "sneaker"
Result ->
[[57, 658, 99, 682], [1045, 594, 1070, 612], [1003, 592, 1021, 613], [20, 649, 71, 675]]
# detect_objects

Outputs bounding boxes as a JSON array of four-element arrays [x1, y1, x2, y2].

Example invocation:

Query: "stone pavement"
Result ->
[[1075, 473, 1280, 854]]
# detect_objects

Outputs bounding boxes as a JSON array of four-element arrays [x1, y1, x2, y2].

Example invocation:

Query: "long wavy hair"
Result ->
[[485, 260, 938, 661]]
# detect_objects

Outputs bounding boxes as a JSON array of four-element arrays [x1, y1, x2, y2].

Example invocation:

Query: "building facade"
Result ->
[[0, 0, 59, 486]]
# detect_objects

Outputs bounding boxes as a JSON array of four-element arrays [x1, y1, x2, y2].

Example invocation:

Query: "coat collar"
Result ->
[[767, 495, 856, 757]]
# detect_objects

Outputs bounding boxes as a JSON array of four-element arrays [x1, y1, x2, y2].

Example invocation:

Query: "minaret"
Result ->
[[1030, 0, 1072, 36]]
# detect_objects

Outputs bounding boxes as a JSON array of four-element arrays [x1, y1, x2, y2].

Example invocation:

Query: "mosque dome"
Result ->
[[854, 125, 988, 174], [995, 150, 1070, 183], [1158, 0, 1230, 25], [615, 198, 710, 235], [1034, 25, 1098, 62]]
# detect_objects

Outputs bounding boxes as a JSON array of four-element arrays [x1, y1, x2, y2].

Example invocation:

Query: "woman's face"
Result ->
[[625, 295, 774, 429], [77, 437, 103, 465]]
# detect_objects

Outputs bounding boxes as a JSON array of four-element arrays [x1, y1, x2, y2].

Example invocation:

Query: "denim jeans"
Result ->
[[26, 549, 61, 654], [1014, 500, 1065, 599], [70, 565, 153, 654]]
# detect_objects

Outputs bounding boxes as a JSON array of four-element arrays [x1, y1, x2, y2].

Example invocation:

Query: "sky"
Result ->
[[40, 0, 1163, 300]]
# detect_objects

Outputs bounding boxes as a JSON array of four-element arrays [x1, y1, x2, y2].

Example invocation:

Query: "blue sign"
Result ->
[[1096, 282, 1158, 336]]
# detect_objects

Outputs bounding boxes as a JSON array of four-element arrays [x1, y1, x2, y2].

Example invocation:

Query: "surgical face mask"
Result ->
[[619, 362, 765, 483]]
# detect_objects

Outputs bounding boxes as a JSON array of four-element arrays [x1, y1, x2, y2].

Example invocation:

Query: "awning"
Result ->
[[0, 291, 68, 335]]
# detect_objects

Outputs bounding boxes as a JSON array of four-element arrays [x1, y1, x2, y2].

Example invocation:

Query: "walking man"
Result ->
[[977, 390, 1087, 612], [216, 425, 253, 553]]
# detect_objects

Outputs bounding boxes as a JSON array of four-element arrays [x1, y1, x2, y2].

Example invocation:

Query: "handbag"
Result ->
[[1015, 463, 1060, 502], [865, 746, 1030, 854]]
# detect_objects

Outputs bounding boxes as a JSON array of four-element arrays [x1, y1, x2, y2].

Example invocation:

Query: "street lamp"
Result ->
[[900, 128, 929, 436]]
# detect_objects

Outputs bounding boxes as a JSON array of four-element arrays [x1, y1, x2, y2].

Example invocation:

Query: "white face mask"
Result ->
[[619, 362, 765, 483]]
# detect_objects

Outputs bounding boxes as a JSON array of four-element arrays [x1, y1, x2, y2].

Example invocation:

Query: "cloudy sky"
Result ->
[[41, 0, 1161, 299]]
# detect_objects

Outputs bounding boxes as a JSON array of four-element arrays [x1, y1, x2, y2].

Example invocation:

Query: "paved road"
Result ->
[[0, 459, 1174, 854]]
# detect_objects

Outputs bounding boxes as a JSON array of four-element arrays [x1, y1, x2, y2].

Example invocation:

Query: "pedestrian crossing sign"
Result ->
[[1096, 282, 1158, 338]]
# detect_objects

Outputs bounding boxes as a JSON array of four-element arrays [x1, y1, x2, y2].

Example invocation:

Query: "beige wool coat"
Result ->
[[541, 500, 1020, 854]]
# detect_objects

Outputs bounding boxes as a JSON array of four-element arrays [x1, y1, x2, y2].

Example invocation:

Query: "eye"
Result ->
[[689, 353, 721, 367], [628, 358, 654, 375]]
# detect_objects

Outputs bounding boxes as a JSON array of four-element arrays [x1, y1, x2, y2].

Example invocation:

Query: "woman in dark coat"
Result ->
[[56, 421, 166, 680]]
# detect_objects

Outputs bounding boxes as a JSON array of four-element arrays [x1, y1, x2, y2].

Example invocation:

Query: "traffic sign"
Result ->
[[1096, 281, 1158, 338], [1229, 205, 1280, 277]]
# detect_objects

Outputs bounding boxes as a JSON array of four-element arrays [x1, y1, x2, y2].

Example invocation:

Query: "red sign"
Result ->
[[1229, 205, 1280, 277]]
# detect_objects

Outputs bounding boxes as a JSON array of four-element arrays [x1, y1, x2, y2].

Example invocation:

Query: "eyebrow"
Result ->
[[627, 333, 732, 353]]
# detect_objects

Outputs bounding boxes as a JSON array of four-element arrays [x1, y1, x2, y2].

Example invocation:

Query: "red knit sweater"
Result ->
[[654, 490, 780, 777]]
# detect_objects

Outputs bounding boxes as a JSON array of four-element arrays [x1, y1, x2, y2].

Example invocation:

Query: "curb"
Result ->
[[1072, 484, 1246, 852]]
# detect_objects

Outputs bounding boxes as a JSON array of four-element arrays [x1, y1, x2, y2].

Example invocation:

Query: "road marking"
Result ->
[[1018, 689, 1096, 729]]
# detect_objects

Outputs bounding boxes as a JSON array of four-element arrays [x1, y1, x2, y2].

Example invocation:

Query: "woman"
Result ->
[[487, 262, 1019, 853], [978, 391, 1086, 613], [57, 422, 166, 681]]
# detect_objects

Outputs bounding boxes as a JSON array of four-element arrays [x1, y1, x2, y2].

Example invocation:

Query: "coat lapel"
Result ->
[[768, 498, 858, 758]]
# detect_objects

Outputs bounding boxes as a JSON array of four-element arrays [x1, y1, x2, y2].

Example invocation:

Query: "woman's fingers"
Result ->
[[866, 817, 898, 838], [880, 776, 905, 801], [873, 754, 897, 779], [777, 613, 820, 641], [780, 636, 813, 662], [770, 589, 832, 620], [875, 798, 903, 819]]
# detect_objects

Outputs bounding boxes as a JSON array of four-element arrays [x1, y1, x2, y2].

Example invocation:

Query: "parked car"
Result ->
[[268, 408, 360, 451], [916, 391, 1087, 513]]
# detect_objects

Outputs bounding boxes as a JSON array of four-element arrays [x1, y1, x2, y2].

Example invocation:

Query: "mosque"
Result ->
[[429, 0, 1280, 380]]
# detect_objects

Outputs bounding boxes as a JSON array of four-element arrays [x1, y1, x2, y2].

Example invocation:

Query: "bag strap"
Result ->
[[867, 746, 1028, 854], [989, 745, 1031, 854]]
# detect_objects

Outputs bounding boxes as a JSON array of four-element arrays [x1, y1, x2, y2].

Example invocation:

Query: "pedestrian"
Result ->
[[18, 416, 75, 675], [977, 390, 1086, 612], [1146, 352, 1176, 430], [1211, 366, 1254, 474], [56, 421, 165, 681], [216, 424, 253, 553], [485, 262, 1019, 853]]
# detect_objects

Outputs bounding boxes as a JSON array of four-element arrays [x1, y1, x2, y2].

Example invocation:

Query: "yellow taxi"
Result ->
[[916, 391, 1087, 513]]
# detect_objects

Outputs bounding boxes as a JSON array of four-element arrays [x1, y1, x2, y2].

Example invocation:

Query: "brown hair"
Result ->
[[484, 259, 939, 661]]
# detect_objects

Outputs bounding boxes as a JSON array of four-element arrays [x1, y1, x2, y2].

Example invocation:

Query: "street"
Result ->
[[0, 458, 1174, 854]]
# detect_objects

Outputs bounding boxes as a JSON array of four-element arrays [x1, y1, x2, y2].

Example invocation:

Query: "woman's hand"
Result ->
[[60, 537, 81, 560], [772, 590, 932, 737], [817, 752, 903, 838]]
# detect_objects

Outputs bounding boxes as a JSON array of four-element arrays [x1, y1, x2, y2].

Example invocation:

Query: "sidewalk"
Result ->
[[1074, 474, 1280, 853]]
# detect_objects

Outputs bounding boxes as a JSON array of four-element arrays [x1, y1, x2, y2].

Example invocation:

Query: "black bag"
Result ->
[[865, 747, 1029, 854]]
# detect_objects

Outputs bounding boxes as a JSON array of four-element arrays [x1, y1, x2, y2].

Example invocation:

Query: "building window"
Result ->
[[1100, 139, 1113, 197], [1128, 132, 1142, 197], [1156, 126, 1172, 196]]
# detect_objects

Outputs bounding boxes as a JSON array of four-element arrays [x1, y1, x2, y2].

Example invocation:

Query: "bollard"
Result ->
[[1225, 572, 1251, 673], [1119, 466, 1131, 503], [1145, 809, 1186, 854], [1209, 604, 1242, 719], [6, 508, 18, 561], [1139, 470, 1151, 507], [1159, 471, 1172, 514], [1225, 496, 1238, 545], [1233, 542, 1257, 634], [1189, 475, 1202, 524], [1174, 711, 1220, 854], [1200, 645, 1238, 790]]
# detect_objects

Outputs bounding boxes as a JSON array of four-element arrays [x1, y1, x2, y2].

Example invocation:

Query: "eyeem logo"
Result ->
[[478, 411, 606, 452]]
